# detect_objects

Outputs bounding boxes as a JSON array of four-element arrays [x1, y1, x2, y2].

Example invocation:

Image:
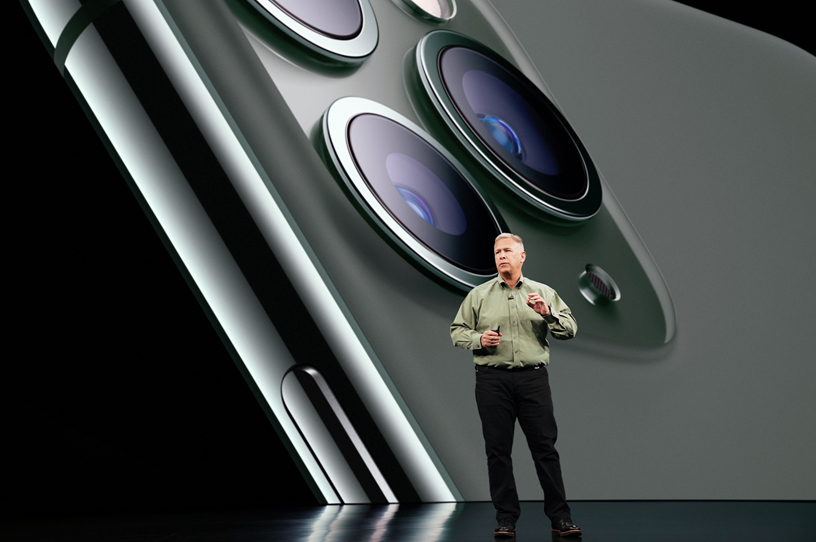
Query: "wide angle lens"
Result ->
[[416, 31, 602, 221], [249, 0, 378, 63], [322, 98, 505, 287], [401, 0, 456, 22], [268, 0, 362, 39]]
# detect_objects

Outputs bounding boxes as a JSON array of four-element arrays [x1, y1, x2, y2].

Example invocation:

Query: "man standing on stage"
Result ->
[[450, 233, 581, 538]]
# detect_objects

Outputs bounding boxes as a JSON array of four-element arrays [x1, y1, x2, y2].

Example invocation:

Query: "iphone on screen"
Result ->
[[22, 0, 678, 504]]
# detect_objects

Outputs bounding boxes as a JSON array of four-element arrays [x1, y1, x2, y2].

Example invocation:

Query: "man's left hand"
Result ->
[[526, 293, 550, 316]]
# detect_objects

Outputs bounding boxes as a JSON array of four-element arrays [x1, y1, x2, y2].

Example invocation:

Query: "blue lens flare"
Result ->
[[477, 114, 525, 161], [397, 187, 435, 226]]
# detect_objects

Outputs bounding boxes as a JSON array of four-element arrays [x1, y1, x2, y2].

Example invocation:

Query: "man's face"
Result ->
[[494, 238, 526, 277]]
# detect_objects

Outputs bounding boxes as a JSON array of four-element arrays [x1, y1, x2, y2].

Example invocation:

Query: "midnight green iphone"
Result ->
[[21, 0, 678, 504]]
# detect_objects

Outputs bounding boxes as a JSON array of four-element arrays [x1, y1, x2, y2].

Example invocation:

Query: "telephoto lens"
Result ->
[[322, 97, 507, 290]]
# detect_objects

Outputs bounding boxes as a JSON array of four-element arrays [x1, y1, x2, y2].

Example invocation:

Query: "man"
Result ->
[[450, 233, 581, 538]]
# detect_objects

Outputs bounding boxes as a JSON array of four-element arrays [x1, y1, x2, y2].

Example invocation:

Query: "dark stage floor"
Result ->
[[3, 501, 814, 542]]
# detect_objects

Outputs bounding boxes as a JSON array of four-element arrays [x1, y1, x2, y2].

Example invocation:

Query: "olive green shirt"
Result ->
[[450, 275, 577, 368]]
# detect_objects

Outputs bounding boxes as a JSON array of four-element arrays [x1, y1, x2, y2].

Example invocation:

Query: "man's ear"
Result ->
[[520, 251, 526, 263]]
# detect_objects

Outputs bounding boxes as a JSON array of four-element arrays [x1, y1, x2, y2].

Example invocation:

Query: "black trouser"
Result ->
[[475, 365, 570, 524]]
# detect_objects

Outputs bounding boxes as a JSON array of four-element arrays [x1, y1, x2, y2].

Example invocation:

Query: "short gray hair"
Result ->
[[494, 233, 524, 252]]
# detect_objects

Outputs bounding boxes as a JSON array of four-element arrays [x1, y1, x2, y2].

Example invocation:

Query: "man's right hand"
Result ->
[[480, 330, 502, 347]]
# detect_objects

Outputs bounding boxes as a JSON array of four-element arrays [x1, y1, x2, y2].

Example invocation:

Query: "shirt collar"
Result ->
[[496, 273, 525, 289]]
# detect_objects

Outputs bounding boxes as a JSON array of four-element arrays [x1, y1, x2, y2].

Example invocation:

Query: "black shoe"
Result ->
[[494, 519, 516, 538], [552, 518, 581, 537]]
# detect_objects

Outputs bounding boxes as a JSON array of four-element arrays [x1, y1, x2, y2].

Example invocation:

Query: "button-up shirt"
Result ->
[[450, 275, 577, 368]]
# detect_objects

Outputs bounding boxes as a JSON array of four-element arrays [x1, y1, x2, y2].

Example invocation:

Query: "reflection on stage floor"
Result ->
[[3, 501, 814, 541]]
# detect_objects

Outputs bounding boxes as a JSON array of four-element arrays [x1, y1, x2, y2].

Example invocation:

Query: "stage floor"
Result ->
[[3, 501, 814, 541]]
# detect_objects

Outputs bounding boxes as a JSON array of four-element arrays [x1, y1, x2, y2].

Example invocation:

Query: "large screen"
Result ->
[[11, 0, 816, 513]]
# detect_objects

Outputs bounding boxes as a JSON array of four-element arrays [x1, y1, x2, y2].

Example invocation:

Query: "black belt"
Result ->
[[476, 364, 543, 372]]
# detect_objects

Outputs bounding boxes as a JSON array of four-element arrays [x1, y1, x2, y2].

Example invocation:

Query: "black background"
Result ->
[[6, 1, 814, 518]]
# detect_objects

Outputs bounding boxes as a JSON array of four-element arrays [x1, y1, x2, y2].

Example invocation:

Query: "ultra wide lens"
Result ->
[[440, 47, 586, 200], [415, 31, 602, 221], [477, 114, 525, 162]]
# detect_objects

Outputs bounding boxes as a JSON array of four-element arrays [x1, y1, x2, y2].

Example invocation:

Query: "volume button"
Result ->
[[281, 366, 397, 503]]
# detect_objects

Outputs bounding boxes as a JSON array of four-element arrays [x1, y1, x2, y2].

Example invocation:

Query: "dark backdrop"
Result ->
[[6, 0, 813, 518]]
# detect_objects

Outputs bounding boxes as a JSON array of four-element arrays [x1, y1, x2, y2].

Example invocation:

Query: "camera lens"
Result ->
[[446, 50, 583, 194], [401, 0, 456, 22], [249, 0, 378, 63], [396, 188, 434, 226], [477, 114, 524, 163], [268, 0, 362, 39], [385, 152, 467, 236], [349, 114, 496, 273], [415, 31, 602, 221], [322, 98, 506, 288]]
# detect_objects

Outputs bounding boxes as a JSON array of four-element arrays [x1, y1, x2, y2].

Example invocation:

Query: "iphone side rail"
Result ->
[[21, 0, 419, 504], [123, 0, 460, 502]]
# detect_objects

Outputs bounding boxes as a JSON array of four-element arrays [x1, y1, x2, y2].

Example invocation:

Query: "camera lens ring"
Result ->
[[415, 30, 602, 221], [322, 97, 507, 290], [249, 0, 378, 63], [400, 0, 457, 23]]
